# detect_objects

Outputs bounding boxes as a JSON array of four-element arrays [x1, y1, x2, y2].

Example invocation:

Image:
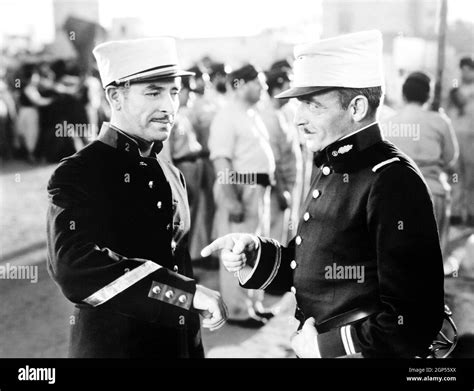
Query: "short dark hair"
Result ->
[[228, 64, 259, 90], [402, 72, 431, 104], [265, 69, 290, 97], [333, 87, 383, 118], [459, 56, 474, 69]]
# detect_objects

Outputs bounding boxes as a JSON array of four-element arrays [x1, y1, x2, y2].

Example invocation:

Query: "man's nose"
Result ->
[[294, 105, 307, 127], [159, 93, 177, 114]]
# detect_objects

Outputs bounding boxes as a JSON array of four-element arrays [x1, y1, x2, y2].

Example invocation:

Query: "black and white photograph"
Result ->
[[0, 0, 473, 387]]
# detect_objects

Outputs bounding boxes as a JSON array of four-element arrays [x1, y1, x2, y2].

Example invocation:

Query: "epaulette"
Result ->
[[371, 157, 400, 173]]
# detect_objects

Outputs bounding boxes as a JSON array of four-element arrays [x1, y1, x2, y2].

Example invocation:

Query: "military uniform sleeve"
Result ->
[[316, 163, 445, 358], [237, 237, 295, 293], [46, 158, 197, 326]]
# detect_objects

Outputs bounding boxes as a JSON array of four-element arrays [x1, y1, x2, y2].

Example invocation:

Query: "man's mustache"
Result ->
[[151, 114, 174, 123]]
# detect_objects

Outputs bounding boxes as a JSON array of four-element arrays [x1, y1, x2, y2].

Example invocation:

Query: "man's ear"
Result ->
[[105, 86, 122, 111], [350, 95, 369, 122]]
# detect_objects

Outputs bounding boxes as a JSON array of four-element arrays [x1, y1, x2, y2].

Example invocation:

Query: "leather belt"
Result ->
[[235, 173, 272, 187]]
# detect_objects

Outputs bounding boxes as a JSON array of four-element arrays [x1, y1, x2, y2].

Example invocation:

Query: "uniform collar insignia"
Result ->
[[313, 123, 383, 170], [97, 122, 163, 157], [337, 144, 353, 155]]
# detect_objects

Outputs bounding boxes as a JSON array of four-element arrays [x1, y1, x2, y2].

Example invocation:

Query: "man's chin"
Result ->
[[305, 139, 323, 153], [148, 123, 171, 141]]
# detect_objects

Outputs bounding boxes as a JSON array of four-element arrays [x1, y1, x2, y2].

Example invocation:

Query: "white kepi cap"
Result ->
[[93, 37, 194, 88], [276, 30, 384, 99]]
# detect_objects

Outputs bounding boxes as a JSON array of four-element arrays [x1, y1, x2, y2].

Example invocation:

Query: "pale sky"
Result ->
[[98, 0, 322, 37], [0, 0, 473, 45]]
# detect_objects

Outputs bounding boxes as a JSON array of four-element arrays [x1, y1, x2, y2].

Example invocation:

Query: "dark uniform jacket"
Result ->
[[46, 123, 203, 358], [239, 123, 445, 358]]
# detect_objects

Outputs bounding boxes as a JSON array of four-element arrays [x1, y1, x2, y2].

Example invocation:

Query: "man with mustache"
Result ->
[[202, 30, 445, 357], [46, 37, 227, 358]]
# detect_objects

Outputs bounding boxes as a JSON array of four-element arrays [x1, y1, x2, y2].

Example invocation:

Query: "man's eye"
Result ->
[[307, 102, 320, 110], [146, 92, 160, 97], [171, 91, 180, 97]]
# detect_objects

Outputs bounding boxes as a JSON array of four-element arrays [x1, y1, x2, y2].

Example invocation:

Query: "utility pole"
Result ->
[[432, 0, 448, 111]]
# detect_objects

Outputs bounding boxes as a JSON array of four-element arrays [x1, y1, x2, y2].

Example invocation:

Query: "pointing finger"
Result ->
[[201, 236, 229, 257]]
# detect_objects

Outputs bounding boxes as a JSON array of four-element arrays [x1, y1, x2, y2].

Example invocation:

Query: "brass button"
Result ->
[[312, 189, 321, 199], [332, 150, 338, 157], [148, 180, 154, 189], [291, 286, 296, 294], [140, 161, 148, 166], [290, 260, 297, 269], [171, 240, 177, 251], [157, 201, 162, 209], [173, 265, 178, 272], [322, 166, 331, 175], [303, 212, 310, 221], [178, 295, 187, 304], [165, 290, 174, 299], [152, 285, 161, 295], [295, 236, 302, 245]]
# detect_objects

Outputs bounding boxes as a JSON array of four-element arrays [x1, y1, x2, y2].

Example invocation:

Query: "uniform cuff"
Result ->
[[317, 325, 362, 358], [147, 268, 196, 311], [238, 237, 281, 289], [238, 237, 261, 285]]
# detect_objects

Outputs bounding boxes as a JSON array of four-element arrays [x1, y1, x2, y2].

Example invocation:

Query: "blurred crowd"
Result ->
[[1, 53, 474, 266], [165, 61, 313, 323], [0, 57, 474, 236], [1, 48, 474, 333], [0, 59, 107, 163]]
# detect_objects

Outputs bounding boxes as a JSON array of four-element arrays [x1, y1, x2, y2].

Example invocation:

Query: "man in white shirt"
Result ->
[[209, 64, 276, 327]]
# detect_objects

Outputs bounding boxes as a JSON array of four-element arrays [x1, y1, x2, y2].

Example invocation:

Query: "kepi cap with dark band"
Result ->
[[93, 37, 194, 88], [276, 30, 384, 99]]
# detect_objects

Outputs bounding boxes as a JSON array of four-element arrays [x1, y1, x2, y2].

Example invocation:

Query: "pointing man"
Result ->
[[202, 31, 444, 358], [47, 37, 227, 358]]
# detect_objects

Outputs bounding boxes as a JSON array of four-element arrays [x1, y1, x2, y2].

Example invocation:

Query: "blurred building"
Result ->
[[110, 18, 144, 40], [177, 16, 323, 70], [322, 0, 438, 39], [319, 0, 464, 107], [177, 32, 294, 70], [53, 0, 100, 30]]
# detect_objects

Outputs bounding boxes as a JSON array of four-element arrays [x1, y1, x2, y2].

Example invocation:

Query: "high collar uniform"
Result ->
[[47, 123, 203, 358], [238, 123, 445, 358]]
